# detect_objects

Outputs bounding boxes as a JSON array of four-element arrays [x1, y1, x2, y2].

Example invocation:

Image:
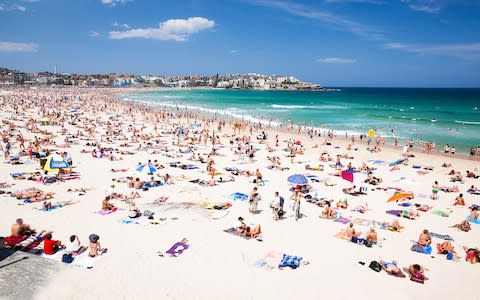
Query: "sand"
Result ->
[[0, 87, 479, 300]]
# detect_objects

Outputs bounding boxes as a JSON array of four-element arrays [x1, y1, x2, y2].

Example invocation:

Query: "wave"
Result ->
[[454, 120, 480, 125], [271, 104, 347, 110]]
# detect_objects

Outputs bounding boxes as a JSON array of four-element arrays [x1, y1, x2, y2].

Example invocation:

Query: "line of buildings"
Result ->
[[0, 68, 322, 90]]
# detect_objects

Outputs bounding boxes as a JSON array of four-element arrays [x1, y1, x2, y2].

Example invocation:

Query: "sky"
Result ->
[[1, 0, 480, 87]]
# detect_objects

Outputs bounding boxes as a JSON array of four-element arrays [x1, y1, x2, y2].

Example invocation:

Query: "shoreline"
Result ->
[[116, 91, 479, 160]]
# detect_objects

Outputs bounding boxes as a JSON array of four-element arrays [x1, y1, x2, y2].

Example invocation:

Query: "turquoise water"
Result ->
[[123, 88, 480, 152]]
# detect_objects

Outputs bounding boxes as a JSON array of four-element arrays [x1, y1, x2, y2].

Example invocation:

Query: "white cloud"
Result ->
[[384, 41, 480, 60], [401, 0, 442, 13], [316, 57, 357, 64], [113, 21, 129, 28], [89, 31, 100, 37], [251, 0, 385, 40], [101, 0, 130, 6], [0, 41, 39, 52], [0, 3, 27, 12], [230, 49, 238, 54], [109, 17, 215, 41]]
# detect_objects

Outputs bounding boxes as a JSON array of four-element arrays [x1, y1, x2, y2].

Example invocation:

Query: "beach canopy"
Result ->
[[43, 154, 70, 173], [135, 163, 157, 175], [341, 170, 354, 183], [368, 129, 376, 138], [387, 193, 414, 203], [287, 174, 308, 185]]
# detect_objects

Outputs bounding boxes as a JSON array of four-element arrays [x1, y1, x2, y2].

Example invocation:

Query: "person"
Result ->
[[43, 233, 64, 255], [469, 207, 479, 221], [418, 229, 431, 246], [432, 181, 439, 200], [88, 234, 106, 258], [365, 228, 378, 244], [452, 220, 471, 232], [65, 235, 84, 256], [379, 260, 405, 277], [244, 224, 262, 238], [235, 217, 247, 234], [42, 200, 77, 210], [255, 169, 264, 185], [407, 264, 428, 282], [249, 192, 261, 213], [102, 196, 115, 211], [11, 218, 34, 237], [128, 202, 141, 218], [439, 241, 456, 255], [390, 219, 401, 231], [290, 186, 303, 220], [345, 223, 361, 240], [270, 191, 284, 220], [453, 193, 465, 206], [320, 201, 336, 219], [463, 246, 480, 264]]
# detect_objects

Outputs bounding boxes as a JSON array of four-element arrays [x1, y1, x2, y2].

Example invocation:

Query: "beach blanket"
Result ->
[[231, 192, 248, 201], [119, 216, 150, 225], [410, 243, 432, 255], [95, 207, 118, 215], [224, 227, 251, 240], [334, 215, 351, 224], [278, 254, 303, 269], [165, 242, 189, 256], [34, 205, 62, 212], [431, 210, 450, 217], [352, 218, 371, 227], [466, 217, 480, 224], [430, 232, 454, 241]]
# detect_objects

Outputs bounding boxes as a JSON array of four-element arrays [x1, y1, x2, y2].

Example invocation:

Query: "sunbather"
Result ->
[[379, 260, 405, 277], [439, 241, 456, 254], [418, 229, 431, 246], [452, 220, 471, 232], [365, 228, 378, 244], [102, 196, 115, 211], [65, 235, 85, 256], [407, 264, 428, 282], [11, 218, 34, 237], [320, 201, 336, 219], [453, 194, 465, 206], [88, 234, 106, 258], [42, 199, 77, 210], [469, 207, 479, 221], [43, 232, 65, 255], [345, 223, 361, 240], [463, 246, 480, 264]]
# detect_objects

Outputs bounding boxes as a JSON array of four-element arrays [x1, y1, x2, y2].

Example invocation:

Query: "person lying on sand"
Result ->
[[407, 264, 428, 282], [42, 200, 78, 210], [439, 241, 456, 254], [379, 260, 405, 277], [235, 217, 262, 238], [451, 220, 471, 232], [440, 185, 459, 193], [102, 196, 116, 211]]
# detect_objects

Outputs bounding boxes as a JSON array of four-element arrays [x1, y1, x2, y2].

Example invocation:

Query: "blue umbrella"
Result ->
[[287, 174, 308, 185], [135, 163, 157, 175]]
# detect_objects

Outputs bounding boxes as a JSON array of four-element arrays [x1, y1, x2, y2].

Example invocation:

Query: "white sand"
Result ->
[[0, 87, 479, 300]]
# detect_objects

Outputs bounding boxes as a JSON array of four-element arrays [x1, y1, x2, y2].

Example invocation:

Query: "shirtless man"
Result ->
[[102, 196, 115, 210], [365, 228, 378, 244], [418, 229, 431, 246], [470, 207, 479, 221], [11, 218, 34, 237], [453, 193, 465, 206], [345, 223, 360, 239], [320, 202, 336, 219]]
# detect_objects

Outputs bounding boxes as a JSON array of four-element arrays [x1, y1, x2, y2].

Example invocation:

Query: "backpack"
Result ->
[[369, 260, 382, 272], [62, 253, 74, 264], [279, 196, 285, 208]]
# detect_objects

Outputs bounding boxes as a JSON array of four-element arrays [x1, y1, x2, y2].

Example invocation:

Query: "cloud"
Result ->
[[89, 31, 100, 37], [324, 0, 383, 4], [0, 41, 39, 52], [109, 17, 215, 41], [230, 49, 238, 54], [0, 3, 27, 12], [251, 0, 385, 40], [100, 0, 130, 6], [401, 0, 442, 13], [316, 57, 357, 64], [113, 21, 129, 29], [384, 42, 480, 60]]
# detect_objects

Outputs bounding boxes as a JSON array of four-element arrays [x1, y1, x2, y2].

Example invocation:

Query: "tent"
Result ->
[[43, 154, 71, 173]]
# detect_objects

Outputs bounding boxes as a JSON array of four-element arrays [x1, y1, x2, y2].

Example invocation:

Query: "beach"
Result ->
[[1, 86, 480, 300]]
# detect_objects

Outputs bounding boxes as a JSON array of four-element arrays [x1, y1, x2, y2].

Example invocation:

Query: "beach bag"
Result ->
[[364, 240, 373, 248], [410, 272, 424, 284], [369, 261, 382, 272], [61, 253, 74, 264]]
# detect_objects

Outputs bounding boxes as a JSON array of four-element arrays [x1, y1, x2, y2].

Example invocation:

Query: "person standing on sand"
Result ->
[[432, 181, 439, 200], [290, 186, 303, 221]]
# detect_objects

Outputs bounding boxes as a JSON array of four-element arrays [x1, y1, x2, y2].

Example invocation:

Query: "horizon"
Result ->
[[1, 0, 480, 88]]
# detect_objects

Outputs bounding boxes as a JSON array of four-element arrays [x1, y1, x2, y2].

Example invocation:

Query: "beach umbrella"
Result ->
[[341, 170, 367, 184], [135, 163, 157, 175], [287, 174, 308, 185], [387, 193, 414, 203], [368, 129, 376, 138]]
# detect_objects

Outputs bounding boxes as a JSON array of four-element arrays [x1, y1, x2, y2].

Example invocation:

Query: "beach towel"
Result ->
[[278, 254, 303, 269], [224, 227, 251, 240], [231, 192, 248, 201], [95, 207, 118, 215], [431, 210, 450, 217], [165, 242, 189, 256], [34, 205, 62, 212], [466, 217, 480, 224], [334, 215, 351, 224], [411, 244, 432, 255], [119, 216, 150, 225], [430, 232, 454, 241], [386, 210, 403, 217], [352, 218, 371, 227]]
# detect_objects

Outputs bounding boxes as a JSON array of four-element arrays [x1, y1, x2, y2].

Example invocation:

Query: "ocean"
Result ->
[[122, 88, 480, 152]]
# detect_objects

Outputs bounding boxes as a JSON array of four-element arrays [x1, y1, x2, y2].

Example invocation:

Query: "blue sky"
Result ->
[[1, 0, 479, 87]]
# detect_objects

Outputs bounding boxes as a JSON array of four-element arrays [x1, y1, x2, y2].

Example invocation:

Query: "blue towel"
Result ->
[[279, 254, 303, 269]]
